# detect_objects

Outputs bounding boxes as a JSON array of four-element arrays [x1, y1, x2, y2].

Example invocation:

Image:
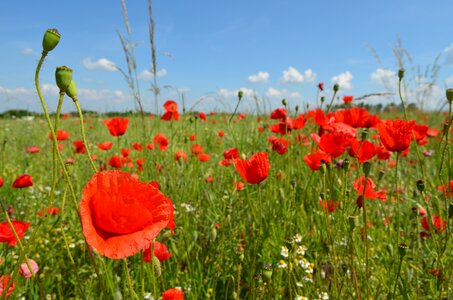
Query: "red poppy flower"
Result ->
[[198, 112, 207, 121], [0, 177, 3, 188], [233, 181, 245, 190], [412, 124, 429, 141], [136, 158, 145, 172], [26, 146, 40, 154], [348, 139, 377, 163], [218, 131, 225, 137], [377, 120, 415, 152], [437, 180, 453, 198], [0, 274, 14, 297], [334, 108, 374, 128], [376, 145, 391, 160], [219, 147, 239, 166], [49, 130, 70, 141], [66, 157, 75, 165], [189, 134, 196, 141], [269, 136, 290, 155], [303, 150, 331, 171], [146, 143, 155, 151], [132, 143, 143, 151], [311, 132, 352, 158], [191, 144, 203, 155], [318, 82, 324, 91], [421, 215, 446, 233], [80, 171, 175, 259], [161, 100, 180, 121], [73, 140, 86, 154], [320, 199, 339, 213], [353, 176, 386, 200], [343, 95, 353, 104], [108, 156, 122, 169], [198, 153, 211, 162], [234, 152, 270, 184], [103, 118, 129, 137], [174, 150, 188, 163], [98, 142, 113, 151], [162, 288, 184, 300], [0, 220, 30, 246], [12, 174, 33, 188], [153, 134, 169, 151], [270, 108, 287, 120], [121, 148, 131, 158], [143, 241, 172, 262], [37, 207, 60, 217]]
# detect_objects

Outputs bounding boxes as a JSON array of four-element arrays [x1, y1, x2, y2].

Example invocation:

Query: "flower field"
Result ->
[[0, 29, 452, 300]]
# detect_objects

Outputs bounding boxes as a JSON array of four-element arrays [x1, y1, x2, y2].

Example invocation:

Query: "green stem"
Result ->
[[73, 97, 98, 172], [392, 257, 404, 299], [325, 89, 338, 114], [123, 258, 139, 300]]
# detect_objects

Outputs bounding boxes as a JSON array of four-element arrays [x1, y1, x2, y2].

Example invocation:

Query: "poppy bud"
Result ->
[[398, 68, 405, 80], [55, 66, 73, 92], [448, 202, 453, 219], [416, 179, 425, 193], [262, 263, 272, 280], [398, 243, 408, 257], [295, 105, 299, 113], [152, 256, 162, 277], [363, 162, 371, 177], [333, 83, 339, 92], [281, 98, 288, 106], [378, 169, 385, 181], [42, 28, 60, 53], [238, 90, 244, 100], [320, 96, 325, 103], [446, 88, 453, 103], [361, 129, 368, 141], [66, 80, 77, 99], [348, 215, 359, 232], [342, 159, 350, 172]]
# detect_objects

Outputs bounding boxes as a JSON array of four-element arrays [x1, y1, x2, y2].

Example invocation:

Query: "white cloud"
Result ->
[[331, 71, 353, 90], [281, 66, 304, 83], [444, 43, 453, 66], [82, 57, 117, 72], [138, 68, 168, 80], [218, 88, 256, 98], [266, 88, 301, 99], [21, 48, 33, 55], [248, 71, 269, 83], [371, 68, 397, 86], [445, 76, 453, 86], [280, 67, 316, 84]]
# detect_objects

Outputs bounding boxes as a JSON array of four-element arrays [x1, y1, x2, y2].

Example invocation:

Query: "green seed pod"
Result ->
[[66, 80, 77, 99], [55, 66, 73, 92], [446, 88, 453, 102], [238, 90, 244, 100], [416, 180, 425, 193], [262, 263, 272, 280], [398, 243, 408, 257], [448, 202, 453, 219], [398, 68, 405, 80], [320, 96, 325, 103], [42, 29, 61, 53], [333, 83, 340, 92], [295, 105, 299, 113], [281, 98, 288, 106]]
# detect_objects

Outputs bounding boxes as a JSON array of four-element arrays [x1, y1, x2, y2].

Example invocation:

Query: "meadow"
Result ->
[[0, 29, 452, 300]]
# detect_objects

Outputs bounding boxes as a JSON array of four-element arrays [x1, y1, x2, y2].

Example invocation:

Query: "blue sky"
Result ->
[[1, 0, 453, 113]]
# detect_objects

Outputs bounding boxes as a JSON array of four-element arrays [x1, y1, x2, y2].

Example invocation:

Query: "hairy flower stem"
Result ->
[[349, 232, 361, 300], [395, 152, 400, 247], [49, 92, 64, 208], [229, 94, 242, 124], [361, 174, 370, 298], [72, 98, 98, 172], [123, 259, 139, 300], [325, 90, 338, 114], [35, 52, 107, 297], [391, 256, 404, 299]]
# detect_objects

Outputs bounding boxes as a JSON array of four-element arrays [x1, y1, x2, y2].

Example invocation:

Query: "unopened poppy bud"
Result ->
[[262, 263, 272, 280], [281, 98, 288, 106], [378, 169, 385, 181], [398, 243, 408, 257], [66, 80, 77, 99], [320, 96, 325, 103], [295, 105, 299, 113], [238, 90, 244, 100], [333, 83, 339, 92], [448, 202, 453, 219], [363, 162, 371, 177], [343, 159, 350, 171], [398, 68, 405, 80], [152, 256, 162, 277], [211, 227, 217, 241], [446, 88, 453, 103], [416, 180, 425, 192], [42, 28, 60, 53], [361, 129, 368, 141], [348, 215, 359, 232], [55, 66, 73, 92]]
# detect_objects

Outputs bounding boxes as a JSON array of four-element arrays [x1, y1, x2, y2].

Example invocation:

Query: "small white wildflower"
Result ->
[[280, 246, 289, 257], [296, 281, 303, 287], [68, 243, 76, 248], [295, 245, 306, 255], [143, 292, 154, 300], [318, 292, 329, 300], [277, 260, 287, 268], [293, 233, 302, 243]]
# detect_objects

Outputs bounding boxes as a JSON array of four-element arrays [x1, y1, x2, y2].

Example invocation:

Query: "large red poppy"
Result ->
[[348, 139, 377, 163], [103, 118, 129, 137], [377, 120, 415, 152], [80, 171, 175, 259], [153, 134, 169, 151], [161, 100, 180, 121], [12, 174, 33, 188], [48, 130, 70, 141], [234, 152, 270, 184], [0, 274, 14, 297], [352, 176, 386, 200], [303, 150, 331, 171], [0, 220, 30, 246], [143, 241, 172, 262], [162, 288, 184, 300], [311, 132, 352, 158]]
